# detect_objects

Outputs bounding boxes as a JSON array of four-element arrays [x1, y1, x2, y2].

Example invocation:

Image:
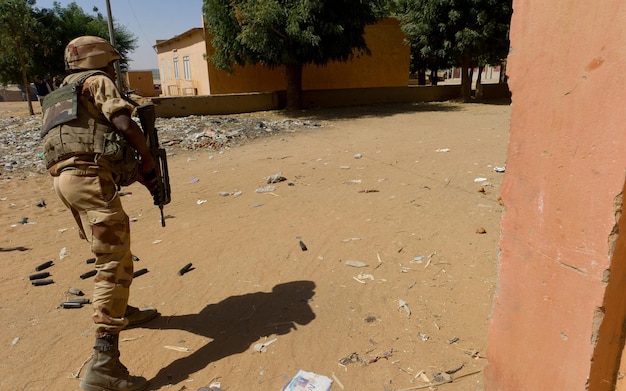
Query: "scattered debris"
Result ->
[[164, 345, 192, 352], [331, 373, 345, 390], [344, 260, 368, 268], [299, 240, 308, 251], [70, 354, 93, 378], [133, 268, 148, 278], [0, 114, 322, 175], [435, 148, 450, 152], [253, 337, 277, 353], [265, 172, 286, 183], [68, 287, 84, 296], [36, 198, 46, 207], [35, 260, 54, 271], [178, 263, 193, 276], [29, 271, 50, 280], [80, 270, 96, 279], [255, 185, 276, 193], [60, 301, 84, 309], [494, 166, 506, 172], [363, 315, 378, 323], [476, 226, 487, 234], [398, 299, 411, 318], [338, 352, 369, 366], [282, 369, 332, 391], [31, 278, 54, 286], [354, 153, 362, 159]]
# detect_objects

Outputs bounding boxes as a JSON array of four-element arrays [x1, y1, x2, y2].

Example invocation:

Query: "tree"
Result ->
[[0, 0, 138, 100], [393, 0, 512, 101], [33, 2, 138, 78], [203, 0, 387, 110], [0, 0, 41, 115]]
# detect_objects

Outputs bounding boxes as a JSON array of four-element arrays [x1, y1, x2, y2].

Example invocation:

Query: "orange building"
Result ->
[[155, 18, 409, 97]]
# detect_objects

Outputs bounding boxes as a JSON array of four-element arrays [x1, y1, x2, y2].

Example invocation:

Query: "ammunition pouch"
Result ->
[[98, 132, 139, 187]]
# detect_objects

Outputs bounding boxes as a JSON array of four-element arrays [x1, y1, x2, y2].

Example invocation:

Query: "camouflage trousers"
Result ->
[[53, 168, 133, 337]]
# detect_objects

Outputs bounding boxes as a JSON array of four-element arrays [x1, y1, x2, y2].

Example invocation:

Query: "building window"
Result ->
[[183, 56, 191, 81], [173, 56, 180, 80]]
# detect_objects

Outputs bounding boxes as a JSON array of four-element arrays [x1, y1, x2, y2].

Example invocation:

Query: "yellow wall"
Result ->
[[156, 28, 210, 96], [158, 19, 409, 96], [125, 71, 156, 97], [205, 18, 409, 94]]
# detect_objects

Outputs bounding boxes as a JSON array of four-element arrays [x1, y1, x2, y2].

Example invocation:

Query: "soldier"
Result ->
[[40, 36, 160, 391]]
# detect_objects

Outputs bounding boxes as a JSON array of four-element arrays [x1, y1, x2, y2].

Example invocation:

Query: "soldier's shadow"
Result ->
[[140, 280, 317, 390]]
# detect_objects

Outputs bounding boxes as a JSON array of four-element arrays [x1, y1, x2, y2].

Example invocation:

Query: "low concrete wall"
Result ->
[[151, 84, 508, 118], [152, 92, 282, 118]]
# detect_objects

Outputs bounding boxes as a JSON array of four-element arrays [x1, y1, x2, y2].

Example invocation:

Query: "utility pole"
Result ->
[[105, 0, 124, 92]]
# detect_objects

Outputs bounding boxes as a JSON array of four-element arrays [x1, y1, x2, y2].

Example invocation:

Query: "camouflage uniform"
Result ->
[[47, 73, 136, 336]]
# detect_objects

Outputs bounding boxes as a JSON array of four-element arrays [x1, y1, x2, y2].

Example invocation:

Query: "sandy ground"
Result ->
[[0, 100, 510, 391]]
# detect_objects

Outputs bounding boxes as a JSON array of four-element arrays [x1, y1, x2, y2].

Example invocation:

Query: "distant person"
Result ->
[[51, 76, 62, 90], [33, 75, 52, 105]]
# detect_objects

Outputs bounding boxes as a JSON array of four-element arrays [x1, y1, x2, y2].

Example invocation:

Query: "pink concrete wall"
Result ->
[[485, 1, 626, 390]]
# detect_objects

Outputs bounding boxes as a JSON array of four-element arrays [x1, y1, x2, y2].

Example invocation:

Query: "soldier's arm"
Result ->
[[110, 109, 158, 192]]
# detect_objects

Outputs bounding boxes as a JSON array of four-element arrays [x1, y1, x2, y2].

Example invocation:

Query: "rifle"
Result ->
[[137, 103, 171, 227]]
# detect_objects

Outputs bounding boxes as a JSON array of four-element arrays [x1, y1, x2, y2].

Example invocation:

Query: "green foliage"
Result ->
[[392, 0, 512, 77], [203, 0, 386, 70], [0, 0, 137, 85], [203, 0, 386, 109], [0, 0, 40, 85]]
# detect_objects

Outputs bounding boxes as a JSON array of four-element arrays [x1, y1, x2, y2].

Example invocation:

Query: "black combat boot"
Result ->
[[79, 334, 148, 391], [124, 305, 158, 328]]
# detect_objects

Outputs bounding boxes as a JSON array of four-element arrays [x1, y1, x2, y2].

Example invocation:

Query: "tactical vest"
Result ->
[[41, 70, 138, 186]]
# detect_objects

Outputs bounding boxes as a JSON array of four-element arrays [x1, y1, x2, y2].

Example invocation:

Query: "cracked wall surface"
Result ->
[[484, 1, 626, 390]]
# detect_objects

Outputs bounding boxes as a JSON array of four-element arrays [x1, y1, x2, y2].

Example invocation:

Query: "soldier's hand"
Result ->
[[138, 160, 159, 194]]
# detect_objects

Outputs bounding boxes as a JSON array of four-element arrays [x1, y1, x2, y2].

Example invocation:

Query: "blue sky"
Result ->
[[35, 0, 204, 70]]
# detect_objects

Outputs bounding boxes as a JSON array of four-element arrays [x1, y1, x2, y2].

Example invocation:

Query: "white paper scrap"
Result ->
[[282, 369, 333, 391]]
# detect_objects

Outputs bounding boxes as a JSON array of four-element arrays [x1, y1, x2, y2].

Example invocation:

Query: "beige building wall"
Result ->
[[159, 18, 409, 96], [156, 27, 210, 97], [125, 71, 156, 97]]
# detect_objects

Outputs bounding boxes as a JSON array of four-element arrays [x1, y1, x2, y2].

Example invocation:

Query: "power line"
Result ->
[[125, 0, 157, 53]]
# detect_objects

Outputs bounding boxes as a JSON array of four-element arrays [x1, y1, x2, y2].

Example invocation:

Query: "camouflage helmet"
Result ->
[[65, 36, 120, 70]]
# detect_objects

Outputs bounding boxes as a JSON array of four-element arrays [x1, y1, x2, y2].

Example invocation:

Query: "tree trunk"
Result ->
[[14, 34, 34, 115], [417, 69, 426, 86], [499, 60, 508, 84], [285, 63, 303, 111], [430, 68, 438, 86], [461, 55, 472, 102], [475, 65, 485, 100]]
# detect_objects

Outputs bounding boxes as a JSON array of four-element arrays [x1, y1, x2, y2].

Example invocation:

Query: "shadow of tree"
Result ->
[[138, 280, 317, 390], [280, 101, 464, 122]]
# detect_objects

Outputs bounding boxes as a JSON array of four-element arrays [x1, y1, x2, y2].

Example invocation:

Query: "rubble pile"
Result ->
[[0, 114, 322, 175]]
